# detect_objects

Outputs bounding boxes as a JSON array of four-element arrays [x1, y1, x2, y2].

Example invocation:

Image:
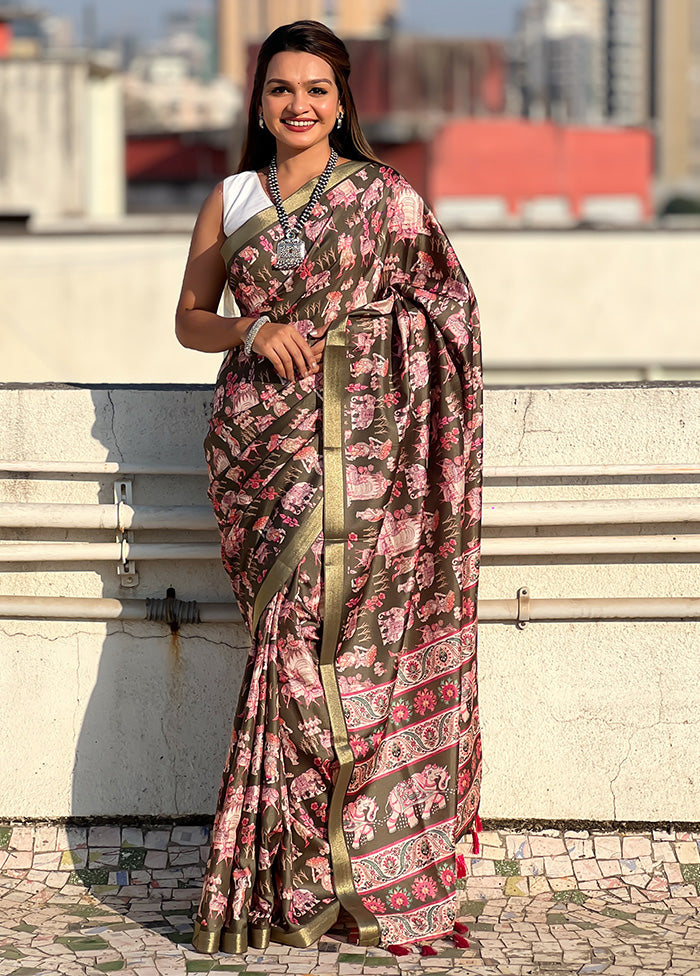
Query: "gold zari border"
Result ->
[[318, 318, 381, 947], [251, 501, 323, 635], [192, 903, 340, 955], [221, 160, 366, 267]]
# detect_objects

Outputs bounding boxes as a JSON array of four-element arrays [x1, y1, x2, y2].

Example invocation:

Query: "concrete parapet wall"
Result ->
[[0, 383, 699, 822], [2, 230, 700, 384]]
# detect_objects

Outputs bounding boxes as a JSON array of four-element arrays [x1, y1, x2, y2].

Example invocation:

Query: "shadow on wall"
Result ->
[[69, 387, 249, 834]]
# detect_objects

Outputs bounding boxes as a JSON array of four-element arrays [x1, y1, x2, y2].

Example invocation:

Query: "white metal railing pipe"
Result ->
[[486, 497, 700, 526], [2, 534, 700, 561], [1, 497, 700, 531], [0, 503, 216, 531], [2, 461, 700, 479], [0, 594, 699, 623]]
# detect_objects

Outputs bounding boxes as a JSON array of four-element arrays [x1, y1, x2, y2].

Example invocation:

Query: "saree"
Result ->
[[192, 160, 483, 954]]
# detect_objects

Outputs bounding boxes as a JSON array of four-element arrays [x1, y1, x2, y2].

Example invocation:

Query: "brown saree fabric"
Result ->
[[192, 160, 482, 953]]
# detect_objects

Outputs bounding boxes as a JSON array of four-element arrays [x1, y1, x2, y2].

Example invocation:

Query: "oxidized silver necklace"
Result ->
[[267, 149, 338, 270]]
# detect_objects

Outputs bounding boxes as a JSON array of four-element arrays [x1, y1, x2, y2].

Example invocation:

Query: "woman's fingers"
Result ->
[[252, 322, 322, 380], [310, 339, 326, 362], [266, 348, 294, 381]]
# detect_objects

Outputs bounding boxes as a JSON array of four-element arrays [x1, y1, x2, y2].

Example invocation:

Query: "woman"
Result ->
[[176, 20, 482, 957]]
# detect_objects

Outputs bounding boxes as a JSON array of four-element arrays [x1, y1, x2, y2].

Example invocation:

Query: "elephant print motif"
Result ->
[[342, 795, 379, 847], [386, 764, 449, 833], [291, 768, 325, 802]]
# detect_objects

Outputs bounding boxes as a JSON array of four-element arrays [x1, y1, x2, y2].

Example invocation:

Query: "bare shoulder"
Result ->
[[191, 182, 225, 242]]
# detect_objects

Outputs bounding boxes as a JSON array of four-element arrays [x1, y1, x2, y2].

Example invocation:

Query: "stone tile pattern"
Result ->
[[1, 823, 700, 975], [463, 827, 700, 904], [0, 822, 210, 910]]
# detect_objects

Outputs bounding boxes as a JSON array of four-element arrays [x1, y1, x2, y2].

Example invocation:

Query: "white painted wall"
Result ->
[[0, 384, 698, 822], [2, 230, 698, 385], [86, 73, 125, 219], [0, 60, 124, 221]]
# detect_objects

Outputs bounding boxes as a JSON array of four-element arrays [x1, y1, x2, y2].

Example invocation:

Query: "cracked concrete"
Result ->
[[104, 390, 124, 463]]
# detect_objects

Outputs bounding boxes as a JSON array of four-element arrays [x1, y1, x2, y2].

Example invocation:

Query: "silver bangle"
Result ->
[[243, 315, 270, 356]]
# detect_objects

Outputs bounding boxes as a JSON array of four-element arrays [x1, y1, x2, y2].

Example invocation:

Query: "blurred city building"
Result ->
[[122, 6, 240, 212], [513, 0, 606, 123], [123, 57, 239, 134], [216, 0, 398, 88], [656, 0, 700, 202], [0, 4, 43, 58], [605, 0, 654, 124], [0, 5, 123, 223], [513, 0, 700, 206]]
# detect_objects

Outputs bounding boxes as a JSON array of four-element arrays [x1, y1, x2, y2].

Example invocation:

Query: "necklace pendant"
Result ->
[[275, 235, 306, 270]]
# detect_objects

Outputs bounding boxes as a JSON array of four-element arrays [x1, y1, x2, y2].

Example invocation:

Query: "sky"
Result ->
[[34, 0, 524, 44]]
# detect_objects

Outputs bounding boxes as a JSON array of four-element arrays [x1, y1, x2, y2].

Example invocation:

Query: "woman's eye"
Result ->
[[267, 85, 329, 96]]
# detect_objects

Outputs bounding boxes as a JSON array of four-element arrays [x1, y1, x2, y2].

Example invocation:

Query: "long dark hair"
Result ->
[[237, 20, 382, 173]]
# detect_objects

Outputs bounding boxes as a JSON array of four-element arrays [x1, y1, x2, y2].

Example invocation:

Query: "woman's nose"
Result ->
[[290, 87, 310, 114]]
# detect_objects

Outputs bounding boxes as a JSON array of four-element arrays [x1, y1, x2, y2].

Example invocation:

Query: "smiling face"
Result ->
[[260, 50, 342, 158]]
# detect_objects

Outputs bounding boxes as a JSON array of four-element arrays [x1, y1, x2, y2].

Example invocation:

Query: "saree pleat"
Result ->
[[193, 161, 482, 953]]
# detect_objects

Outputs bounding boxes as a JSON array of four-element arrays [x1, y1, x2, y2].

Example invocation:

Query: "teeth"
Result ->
[[285, 120, 315, 127]]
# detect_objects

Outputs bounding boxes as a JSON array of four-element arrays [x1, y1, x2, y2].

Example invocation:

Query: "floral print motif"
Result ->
[[193, 162, 482, 954]]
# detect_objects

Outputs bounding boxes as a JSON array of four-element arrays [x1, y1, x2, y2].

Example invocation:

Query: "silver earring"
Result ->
[[258, 115, 264, 129], [336, 113, 344, 129]]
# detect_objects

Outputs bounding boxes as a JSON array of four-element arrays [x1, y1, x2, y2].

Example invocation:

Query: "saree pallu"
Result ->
[[192, 161, 483, 954]]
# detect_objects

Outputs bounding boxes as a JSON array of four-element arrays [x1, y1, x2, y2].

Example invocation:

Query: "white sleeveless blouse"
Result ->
[[222, 171, 271, 238]]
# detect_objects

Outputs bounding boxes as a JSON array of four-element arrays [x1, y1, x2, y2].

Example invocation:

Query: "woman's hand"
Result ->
[[251, 321, 324, 381]]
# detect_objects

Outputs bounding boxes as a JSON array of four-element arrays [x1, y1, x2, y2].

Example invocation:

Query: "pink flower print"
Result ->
[[440, 681, 458, 703], [239, 819, 256, 847], [440, 866, 456, 887], [440, 427, 460, 449], [389, 889, 409, 910], [350, 734, 369, 758], [414, 689, 437, 716], [363, 895, 386, 915], [412, 876, 438, 902], [392, 703, 409, 723]]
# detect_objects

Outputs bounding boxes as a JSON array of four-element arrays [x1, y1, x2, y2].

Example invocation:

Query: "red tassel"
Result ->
[[456, 854, 467, 878], [452, 933, 470, 948], [420, 944, 438, 956], [454, 921, 469, 935], [475, 813, 483, 831], [471, 829, 480, 855], [387, 944, 411, 956]]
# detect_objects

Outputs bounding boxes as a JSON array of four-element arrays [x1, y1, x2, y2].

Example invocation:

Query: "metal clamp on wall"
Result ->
[[517, 586, 530, 629], [114, 479, 139, 587]]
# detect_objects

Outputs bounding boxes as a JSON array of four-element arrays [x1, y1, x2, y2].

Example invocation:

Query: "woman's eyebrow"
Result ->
[[265, 77, 334, 86]]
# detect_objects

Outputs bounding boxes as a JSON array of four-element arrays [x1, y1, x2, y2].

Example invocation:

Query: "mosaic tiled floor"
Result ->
[[2, 822, 700, 975]]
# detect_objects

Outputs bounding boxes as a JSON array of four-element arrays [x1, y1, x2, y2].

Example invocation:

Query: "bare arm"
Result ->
[[176, 182, 325, 379], [175, 183, 253, 352]]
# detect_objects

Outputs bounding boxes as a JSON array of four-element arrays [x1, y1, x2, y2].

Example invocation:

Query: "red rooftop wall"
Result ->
[[0, 23, 12, 58], [126, 134, 227, 183], [430, 119, 654, 218]]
